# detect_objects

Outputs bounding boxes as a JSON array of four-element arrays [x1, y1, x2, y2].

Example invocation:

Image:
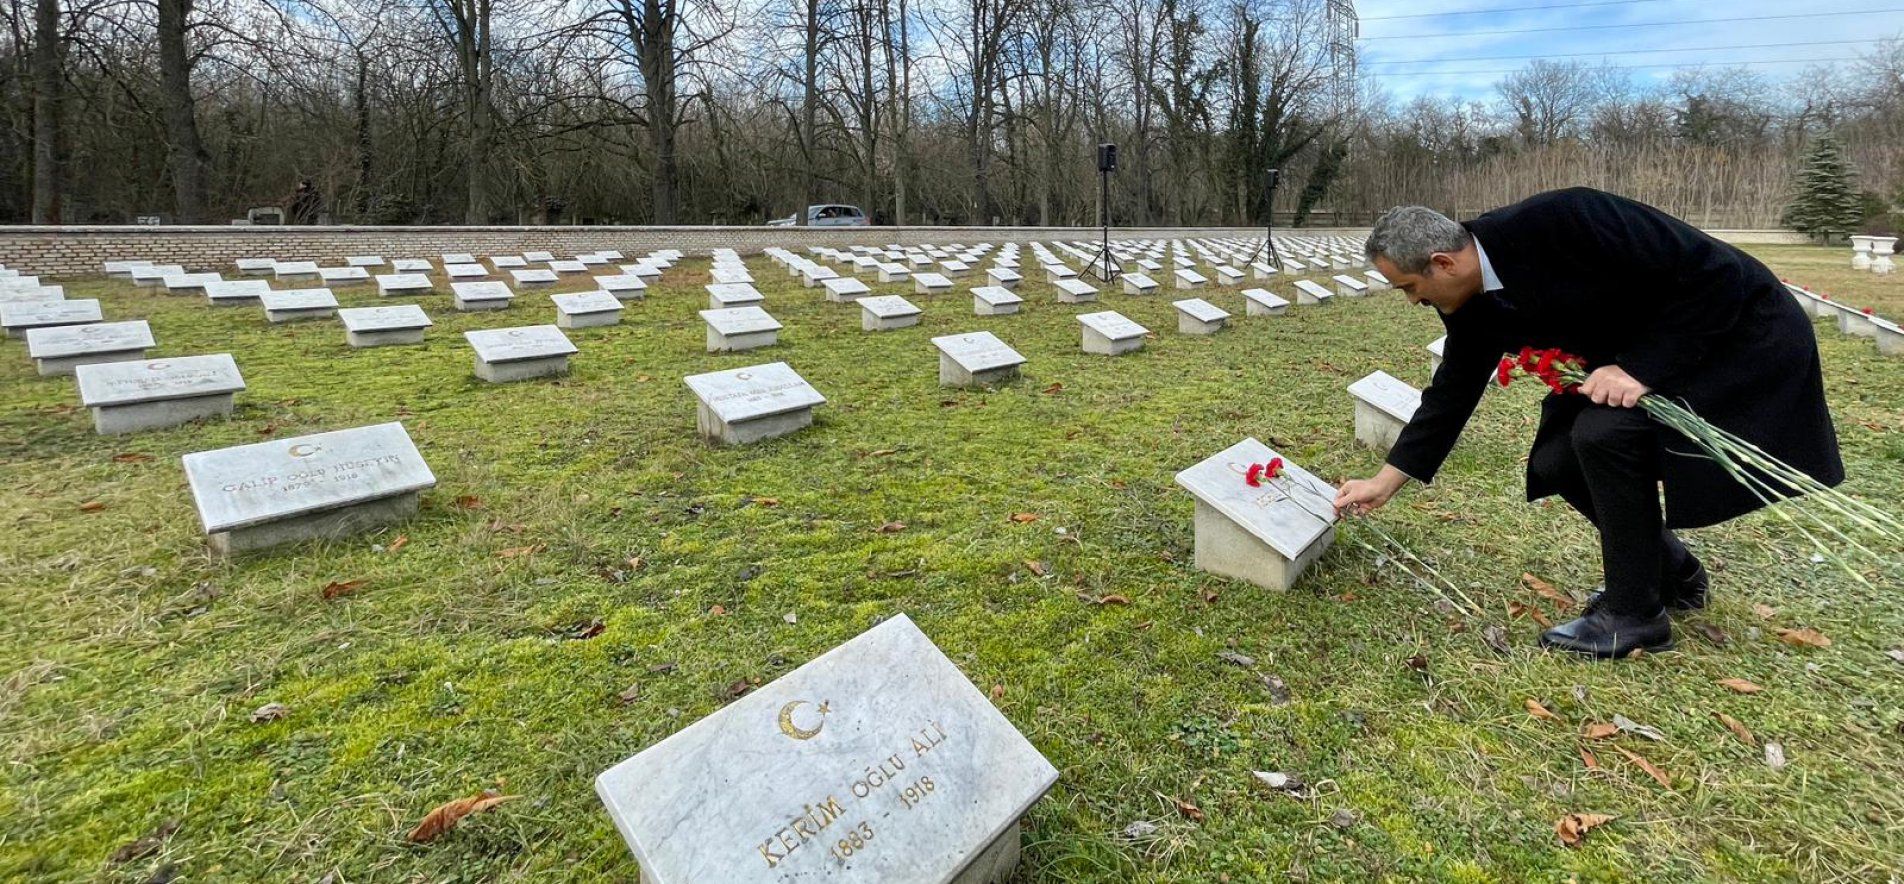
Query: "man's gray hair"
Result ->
[[1364, 206, 1472, 274]]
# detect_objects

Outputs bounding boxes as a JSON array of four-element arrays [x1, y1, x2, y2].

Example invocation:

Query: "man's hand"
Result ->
[[1578, 364, 1651, 408], [1334, 465, 1411, 517]]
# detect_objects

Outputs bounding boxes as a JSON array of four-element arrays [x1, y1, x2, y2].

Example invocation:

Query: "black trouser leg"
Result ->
[[1528, 405, 1691, 609], [1569, 406, 1671, 615]]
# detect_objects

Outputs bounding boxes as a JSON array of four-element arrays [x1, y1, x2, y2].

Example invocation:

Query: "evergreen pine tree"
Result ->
[[1782, 134, 1862, 244]]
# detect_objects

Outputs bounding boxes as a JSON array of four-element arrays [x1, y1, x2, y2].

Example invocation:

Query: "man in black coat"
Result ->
[[1333, 187, 1843, 658]]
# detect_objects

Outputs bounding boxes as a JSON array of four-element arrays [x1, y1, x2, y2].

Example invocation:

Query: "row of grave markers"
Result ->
[[1, 236, 1885, 884]]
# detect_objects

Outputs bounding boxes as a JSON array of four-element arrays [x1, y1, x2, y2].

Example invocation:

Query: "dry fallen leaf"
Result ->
[[877, 521, 907, 534], [1096, 594, 1131, 606], [249, 702, 289, 723], [1612, 745, 1672, 788], [989, 683, 1005, 701], [1009, 513, 1040, 524], [321, 579, 366, 600], [1024, 560, 1048, 577], [1775, 627, 1831, 649], [1521, 572, 1574, 611], [1555, 812, 1614, 847], [1041, 382, 1063, 395], [1714, 711, 1756, 746], [497, 544, 544, 558], [1717, 678, 1763, 694], [407, 791, 520, 843], [78, 501, 106, 512], [709, 604, 727, 616], [754, 497, 781, 507], [112, 452, 154, 463], [453, 495, 483, 510], [1162, 793, 1204, 823], [1525, 699, 1561, 723], [1582, 722, 1620, 740], [616, 683, 641, 705], [1579, 747, 1600, 770], [1752, 603, 1777, 620], [867, 449, 897, 458], [387, 534, 410, 553]]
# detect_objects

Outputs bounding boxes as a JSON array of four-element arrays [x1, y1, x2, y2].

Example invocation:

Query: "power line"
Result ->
[[1358, 8, 1904, 41], [1362, 0, 1670, 21], [1365, 55, 1862, 77], [1364, 38, 1887, 66]]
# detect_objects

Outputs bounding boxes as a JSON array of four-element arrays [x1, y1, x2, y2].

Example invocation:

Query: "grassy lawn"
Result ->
[[1, 242, 1900, 882]]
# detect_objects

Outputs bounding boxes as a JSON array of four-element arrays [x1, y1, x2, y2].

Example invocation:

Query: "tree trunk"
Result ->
[[639, 0, 678, 224], [798, 0, 820, 226], [355, 55, 372, 218], [31, 0, 61, 223], [156, 0, 207, 222]]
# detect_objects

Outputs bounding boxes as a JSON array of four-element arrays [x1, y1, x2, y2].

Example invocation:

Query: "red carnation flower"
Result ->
[[1497, 357, 1515, 387], [1863, 307, 1874, 315], [1266, 457, 1284, 479], [1245, 463, 1264, 487]]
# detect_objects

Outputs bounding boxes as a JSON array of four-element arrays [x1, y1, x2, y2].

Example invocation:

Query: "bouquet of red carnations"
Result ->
[[1497, 347, 1901, 583]]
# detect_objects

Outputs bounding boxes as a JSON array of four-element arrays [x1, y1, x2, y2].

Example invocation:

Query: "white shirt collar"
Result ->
[[1474, 236, 1504, 293]]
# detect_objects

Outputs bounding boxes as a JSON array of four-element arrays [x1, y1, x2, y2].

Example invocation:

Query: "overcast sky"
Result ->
[[1354, 0, 1897, 103]]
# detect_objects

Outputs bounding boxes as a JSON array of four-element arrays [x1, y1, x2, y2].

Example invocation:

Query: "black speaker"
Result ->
[[1097, 143, 1118, 173], [1266, 168, 1280, 190]]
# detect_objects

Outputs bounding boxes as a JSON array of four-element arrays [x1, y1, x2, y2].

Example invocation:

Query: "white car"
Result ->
[[768, 204, 870, 227]]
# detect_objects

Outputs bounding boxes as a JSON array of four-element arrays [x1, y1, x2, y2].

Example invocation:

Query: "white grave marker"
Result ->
[[1241, 288, 1288, 316], [25, 320, 154, 376], [1331, 274, 1369, 297], [551, 291, 625, 329], [182, 421, 435, 555], [204, 279, 272, 308], [1054, 278, 1099, 304], [708, 283, 766, 309], [1173, 268, 1208, 290], [971, 286, 1023, 316], [1121, 273, 1159, 295], [684, 361, 825, 445], [76, 353, 244, 435], [933, 331, 1025, 387], [912, 273, 953, 296], [1292, 279, 1334, 306], [465, 325, 578, 382], [702, 306, 783, 353], [860, 295, 922, 331], [1347, 370, 1421, 452], [2, 298, 101, 338], [1174, 437, 1337, 591], [261, 288, 339, 324], [986, 267, 1021, 290], [376, 273, 435, 296], [338, 304, 432, 347], [451, 281, 515, 312], [594, 614, 1057, 884], [823, 277, 872, 303], [1077, 311, 1148, 356], [1172, 298, 1229, 335], [511, 268, 559, 287]]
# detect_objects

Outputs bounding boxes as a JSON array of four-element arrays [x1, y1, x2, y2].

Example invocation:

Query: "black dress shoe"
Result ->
[[1585, 559, 1710, 613], [1539, 607, 1674, 658]]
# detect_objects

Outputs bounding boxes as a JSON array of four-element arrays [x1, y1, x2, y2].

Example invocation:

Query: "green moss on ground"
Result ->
[[1, 245, 1900, 882]]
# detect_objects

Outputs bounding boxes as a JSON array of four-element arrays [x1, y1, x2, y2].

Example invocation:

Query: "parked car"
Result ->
[[767, 204, 870, 227]]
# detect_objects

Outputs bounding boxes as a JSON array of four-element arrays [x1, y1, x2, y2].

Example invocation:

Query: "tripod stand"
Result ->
[[1245, 168, 1287, 274], [1083, 143, 1122, 282]]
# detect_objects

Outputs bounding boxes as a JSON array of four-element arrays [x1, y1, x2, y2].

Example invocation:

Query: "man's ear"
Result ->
[[1429, 252, 1458, 274]]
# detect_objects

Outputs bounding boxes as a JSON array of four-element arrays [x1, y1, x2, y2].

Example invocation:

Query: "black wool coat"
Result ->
[[1386, 187, 1844, 530]]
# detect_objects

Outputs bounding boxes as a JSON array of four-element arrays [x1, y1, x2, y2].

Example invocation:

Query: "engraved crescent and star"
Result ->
[[777, 700, 831, 741]]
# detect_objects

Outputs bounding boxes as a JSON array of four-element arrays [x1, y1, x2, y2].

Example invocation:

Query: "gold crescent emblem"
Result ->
[[777, 700, 829, 741], [288, 443, 322, 458]]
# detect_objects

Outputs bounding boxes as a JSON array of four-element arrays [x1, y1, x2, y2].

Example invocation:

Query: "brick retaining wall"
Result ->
[[0, 225, 1366, 279]]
